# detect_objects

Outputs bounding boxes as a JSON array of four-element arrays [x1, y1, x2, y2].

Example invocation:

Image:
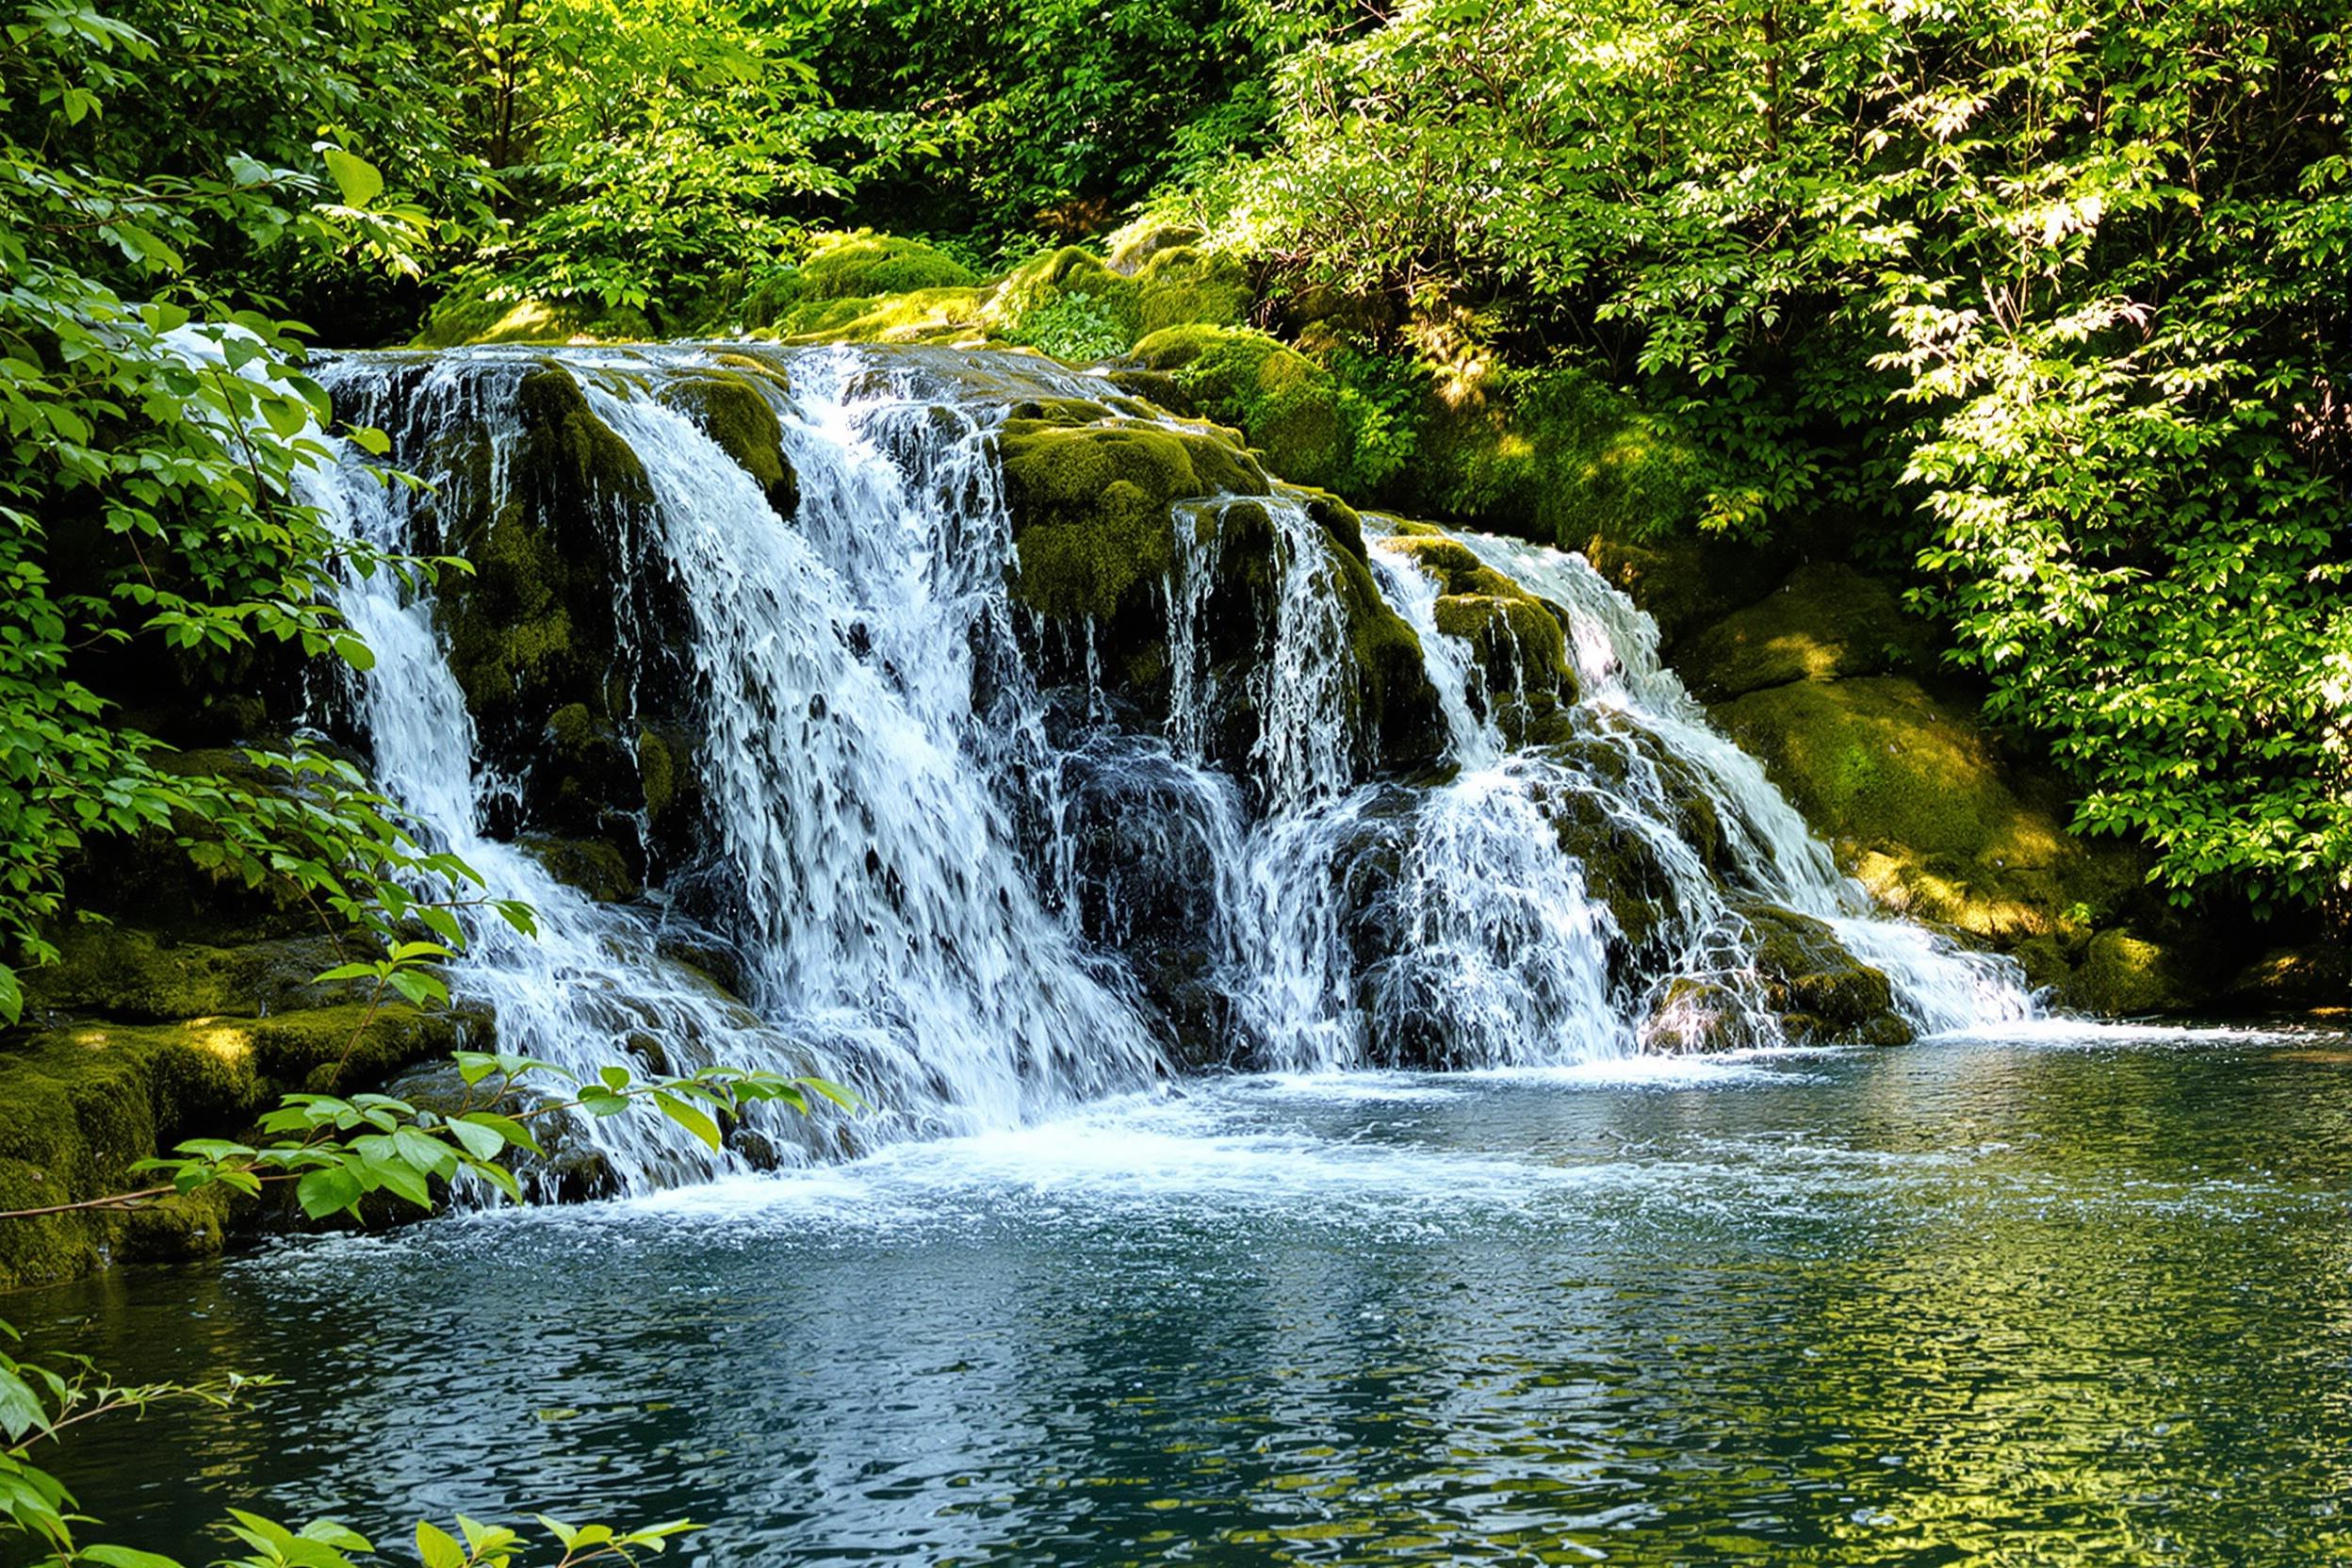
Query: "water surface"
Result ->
[[26, 1024, 2352, 1565]]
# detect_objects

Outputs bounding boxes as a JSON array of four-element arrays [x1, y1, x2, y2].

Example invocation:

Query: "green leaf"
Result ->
[[83, 1546, 188, 1568], [651, 1090, 722, 1152], [416, 1520, 466, 1568], [447, 1118, 506, 1162], [0, 1368, 47, 1441], [320, 147, 384, 209], [295, 1165, 364, 1219]]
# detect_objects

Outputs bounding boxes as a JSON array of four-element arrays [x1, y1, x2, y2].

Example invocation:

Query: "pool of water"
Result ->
[[22, 1022, 2352, 1565]]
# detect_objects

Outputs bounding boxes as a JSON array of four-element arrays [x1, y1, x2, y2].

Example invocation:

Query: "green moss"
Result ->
[[1103, 219, 1206, 275], [434, 366, 652, 742], [1739, 901, 1913, 1046], [1714, 678, 2047, 869], [796, 234, 978, 301], [0, 1003, 469, 1289], [1383, 534, 1579, 723], [772, 286, 990, 344], [1135, 246, 1252, 336], [521, 835, 640, 903], [657, 372, 799, 514], [1707, 674, 2143, 955], [636, 728, 679, 822], [2060, 928, 2194, 1016], [990, 247, 1144, 351], [997, 422, 1226, 619], [1128, 325, 1348, 489], [1398, 366, 1710, 548], [1679, 564, 1936, 701], [20, 928, 348, 1021], [1324, 544, 1448, 774]]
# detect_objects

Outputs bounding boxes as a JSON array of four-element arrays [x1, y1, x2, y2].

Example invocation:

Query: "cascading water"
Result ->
[[298, 341, 2030, 1192]]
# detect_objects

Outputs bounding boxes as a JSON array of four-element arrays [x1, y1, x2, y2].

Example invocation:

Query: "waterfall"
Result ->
[[296, 342, 2028, 1191]]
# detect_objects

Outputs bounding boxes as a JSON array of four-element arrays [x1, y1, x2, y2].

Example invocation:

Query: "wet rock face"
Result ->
[[1735, 901, 1913, 1047], [1054, 738, 1242, 1070], [410, 360, 798, 884], [996, 401, 1448, 799]]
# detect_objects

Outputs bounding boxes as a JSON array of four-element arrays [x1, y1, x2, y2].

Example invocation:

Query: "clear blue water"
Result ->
[[24, 1022, 2352, 1565]]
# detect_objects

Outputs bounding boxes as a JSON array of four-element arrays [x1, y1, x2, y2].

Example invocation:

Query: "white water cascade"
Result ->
[[297, 342, 2029, 1191]]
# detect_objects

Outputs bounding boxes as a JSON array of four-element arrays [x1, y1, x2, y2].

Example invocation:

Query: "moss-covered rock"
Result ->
[[2058, 928, 2197, 1016], [998, 418, 1266, 620], [420, 362, 694, 873], [1737, 901, 1914, 1046], [994, 403, 1444, 782], [520, 835, 640, 903], [1135, 246, 1252, 336], [1382, 534, 1579, 741], [2221, 945, 2351, 1015], [1127, 325, 1348, 489], [748, 235, 978, 319], [0, 1002, 477, 1289], [1680, 564, 1936, 700], [18, 927, 350, 1024], [990, 247, 1144, 351], [1710, 676, 2129, 946], [765, 286, 992, 345], [1104, 220, 1205, 275], [657, 371, 799, 516]]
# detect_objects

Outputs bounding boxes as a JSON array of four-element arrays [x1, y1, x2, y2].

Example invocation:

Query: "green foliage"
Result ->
[[810, 0, 1356, 246], [0, 1, 521, 1015], [1127, 324, 1409, 493], [0, 940, 854, 1564], [449, 0, 845, 318], [1004, 291, 1135, 362]]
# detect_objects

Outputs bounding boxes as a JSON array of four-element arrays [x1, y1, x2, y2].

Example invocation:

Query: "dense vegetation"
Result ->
[[2, 0, 2344, 1012]]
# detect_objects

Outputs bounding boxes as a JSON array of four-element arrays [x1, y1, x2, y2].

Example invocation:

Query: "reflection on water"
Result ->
[[23, 1026, 2352, 1565]]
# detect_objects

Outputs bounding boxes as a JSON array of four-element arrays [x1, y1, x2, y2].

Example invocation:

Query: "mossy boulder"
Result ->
[[18, 927, 350, 1024], [995, 405, 1444, 784], [432, 366, 654, 747], [0, 1003, 477, 1289], [1104, 220, 1206, 275], [2058, 928, 2197, 1016], [1710, 676, 2129, 948], [1680, 564, 1936, 701], [657, 371, 799, 516], [1127, 326, 1348, 489], [1134, 246, 1252, 336], [750, 234, 977, 317], [998, 417, 1266, 621], [989, 247, 1144, 352], [763, 286, 992, 345], [2221, 945, 2351, 1015], [1737, 901, 1914, 1046], [1522, 721, 1727, 968], [1383, 534, 1579, 741]]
